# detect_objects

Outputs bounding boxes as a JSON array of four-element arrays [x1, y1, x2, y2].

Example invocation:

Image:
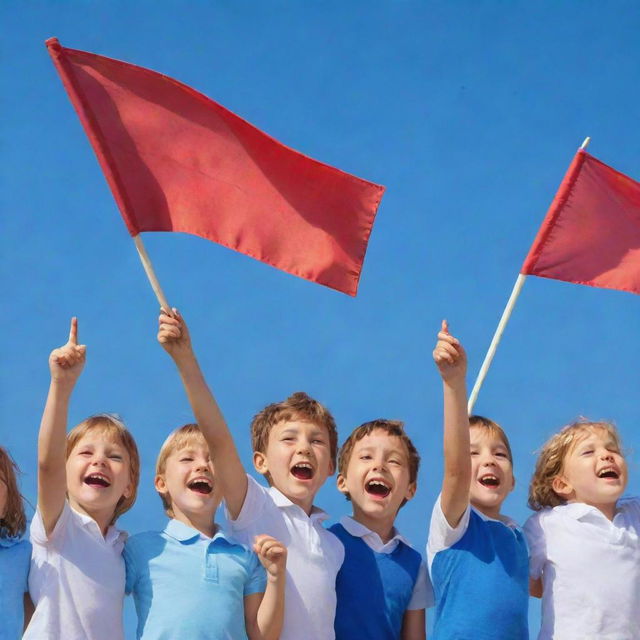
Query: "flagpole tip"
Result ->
[[580, 136, 591, 150]]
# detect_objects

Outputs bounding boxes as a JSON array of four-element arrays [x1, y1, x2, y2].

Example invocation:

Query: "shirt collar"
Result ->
[[164, 518, 227, 543], [268, 486, 329, 523], [557, 501, 620, 523], [471, 505, 520, 530], [69, 504, 126, 545], [0, 532, 25, 548], [339, 515, 409, 546]]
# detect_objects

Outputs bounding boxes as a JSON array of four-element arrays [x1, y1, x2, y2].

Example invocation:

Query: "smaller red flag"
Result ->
[[522, 150, 640, 295], [45, 38, 385, 296]]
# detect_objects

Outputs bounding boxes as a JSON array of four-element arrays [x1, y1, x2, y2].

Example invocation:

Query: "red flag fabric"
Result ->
[[46, 38, 384, 296], [521, 149, 640, 295]]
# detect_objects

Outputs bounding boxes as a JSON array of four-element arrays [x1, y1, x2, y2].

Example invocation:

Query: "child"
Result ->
[[330, 419, 432, 640], [124, 422, 287, 640], [427, 321, 529, 639], [0, 447, 32, 639], [25, 318, 140, 640], [157, 308, 344, 640], [525, 420, 640, 639]]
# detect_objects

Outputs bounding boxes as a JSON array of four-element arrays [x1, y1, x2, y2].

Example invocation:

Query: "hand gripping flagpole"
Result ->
[[467, 137, 591, 414], [133, 235, 171, 311]]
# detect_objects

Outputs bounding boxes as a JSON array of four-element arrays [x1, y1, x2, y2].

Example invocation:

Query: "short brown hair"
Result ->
[[338, 419, 420, 508], [0, 447, 26, 538], [469, 415, 513, 465], [66, 415, 140, 524], [251, 392, 338, 470], [528, 420, 622, 511], [155, 423, 205, 516]]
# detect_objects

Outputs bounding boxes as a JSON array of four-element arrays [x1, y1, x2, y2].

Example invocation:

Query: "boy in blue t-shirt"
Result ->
[[428, 322, 528, 639], [330, 419, 432, 640], [124, 312, 287, 640]]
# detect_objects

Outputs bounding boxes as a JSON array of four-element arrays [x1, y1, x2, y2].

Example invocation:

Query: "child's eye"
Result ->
[[581, 449, 594, 456], [312, 439, 325, 445], [495, 452, 507, 458], [180, 457, 193, 462], [470, 450, 479, 456], [109, 454, 123, 461], [360, 455, 372, 460]]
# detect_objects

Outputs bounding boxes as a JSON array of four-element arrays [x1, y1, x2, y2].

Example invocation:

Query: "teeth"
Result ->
[[367, 480, 389, 489], [294, 462, 312, 469]]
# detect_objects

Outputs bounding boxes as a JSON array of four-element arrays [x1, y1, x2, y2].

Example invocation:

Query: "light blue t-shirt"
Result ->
[[124, 519, 267, 640], [0, 534, 31, 640]]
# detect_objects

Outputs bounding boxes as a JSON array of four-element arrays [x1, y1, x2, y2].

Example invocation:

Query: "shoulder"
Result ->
[[427, 494, 471, 558], [124, 529, 166, 557], [227, 474, 272, 529], [617, 496, 640, 521]]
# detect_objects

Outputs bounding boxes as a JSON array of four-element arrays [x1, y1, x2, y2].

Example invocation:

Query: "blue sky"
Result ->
[[2, 2, 639, 637]]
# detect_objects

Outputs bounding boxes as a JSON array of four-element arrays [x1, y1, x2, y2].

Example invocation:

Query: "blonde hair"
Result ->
[[528, 420, 622, 511], [0, 447, 26, 538], [251, 392, 338, 474], [469, 415, 513, 465], [66, 415, 140, 523], [155, 424, 205, 516]]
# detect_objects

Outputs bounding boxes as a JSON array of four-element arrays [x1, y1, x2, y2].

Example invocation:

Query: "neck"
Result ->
[[172, 508, 218, 538], [68, 499, 114, 537], [350, 510, 396, 543], [470, 501, 503, 521]]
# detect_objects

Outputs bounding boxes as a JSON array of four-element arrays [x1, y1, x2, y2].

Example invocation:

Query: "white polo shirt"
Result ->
[[339, 515, 434, 609], [524, 497, 640, 640], [226, 474, 344, 640], [25, 502, 127, 640]]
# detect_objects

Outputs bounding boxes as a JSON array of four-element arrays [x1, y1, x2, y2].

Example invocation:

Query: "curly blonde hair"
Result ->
[[528, 420, 622, 511]]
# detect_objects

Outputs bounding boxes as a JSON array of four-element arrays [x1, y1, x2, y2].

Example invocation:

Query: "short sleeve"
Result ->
[[30, 502, 71, 547], [123, 540, 137, 595], [407, 560, 434, 610], [226, 475, 269, 531], [426, 493, 471, 570], [523, 512, 547, 580], [243, 552, 267, 596]]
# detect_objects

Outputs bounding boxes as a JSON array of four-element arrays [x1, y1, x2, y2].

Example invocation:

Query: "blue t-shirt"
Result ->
[[124, 520, 266, 640], [0, 535, 31, 640], [429, 505, 529, 639], [330, 522, 422, 640]]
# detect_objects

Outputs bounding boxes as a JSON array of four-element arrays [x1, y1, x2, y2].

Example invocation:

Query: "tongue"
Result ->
[[291, 467, 312, 480]]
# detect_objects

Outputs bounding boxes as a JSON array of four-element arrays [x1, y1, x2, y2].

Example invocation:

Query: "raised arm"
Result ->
[[38, 317, 86, 535], [157, 308, 248, 518], [244, 534, 287, 640], [432, 320, 469, 527]]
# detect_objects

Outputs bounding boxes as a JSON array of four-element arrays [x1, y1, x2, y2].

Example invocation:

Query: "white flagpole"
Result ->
[[467, 137, 591, 414], [133, 234, 171, 311]]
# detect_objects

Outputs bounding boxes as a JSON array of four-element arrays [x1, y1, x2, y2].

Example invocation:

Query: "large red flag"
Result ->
[[521, 149, 640, 295], [46, 38, 384, 296]]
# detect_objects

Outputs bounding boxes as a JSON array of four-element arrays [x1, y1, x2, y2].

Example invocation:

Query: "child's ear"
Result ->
[[404, 481, 417, 502], [154, 474, 168, 496], [336, 473, 349, 496], [253, 451, 268, 475], [551, 475, 573, 498], [123, 482, 134, 499]]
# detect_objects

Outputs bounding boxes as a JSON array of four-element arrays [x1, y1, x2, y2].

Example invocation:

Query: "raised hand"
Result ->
[[49, 317, 86, 387], [433, 320, 467, 382], [157, 307, 193, 360], [253, 534, 287, 580]]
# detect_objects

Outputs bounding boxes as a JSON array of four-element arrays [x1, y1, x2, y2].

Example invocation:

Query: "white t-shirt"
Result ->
[[524, 498, 640, 640], [339, 515, 434, 609], [25, 502, 127, 640], [226, 474, 344, 640]]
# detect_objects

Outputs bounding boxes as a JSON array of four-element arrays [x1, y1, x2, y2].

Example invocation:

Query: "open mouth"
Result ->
[[597, 468, 619, 480], [84, 473, 111, 488], [187, 478, 213, 494], [290, 462, 314, 480], [479, 474, 500, 488], [365, 480, 391, 498]]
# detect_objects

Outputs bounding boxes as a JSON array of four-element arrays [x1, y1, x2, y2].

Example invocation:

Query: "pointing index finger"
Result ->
[[68, 317, 78, 345]]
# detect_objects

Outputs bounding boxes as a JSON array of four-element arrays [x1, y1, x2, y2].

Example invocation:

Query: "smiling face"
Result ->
[[337, 429, 416, 528], [552, 427, 627, 518], [65, 432, 133, 525], [155, 440, 222, 530], [253, 419, 334, 514], [469, 426, 515, 519]]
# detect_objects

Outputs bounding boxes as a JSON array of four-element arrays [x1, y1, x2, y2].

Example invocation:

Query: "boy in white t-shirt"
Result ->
[[525, 419, 640, 640], [158, 309, 344, 640]]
